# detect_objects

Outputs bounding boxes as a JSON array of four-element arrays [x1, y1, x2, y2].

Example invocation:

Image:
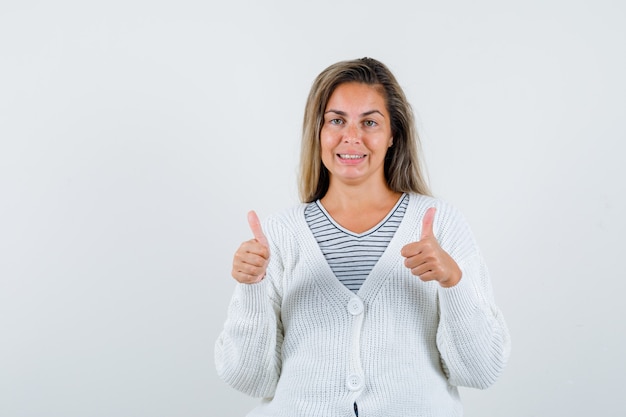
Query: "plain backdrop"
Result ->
[[1, 1, 625, 416]]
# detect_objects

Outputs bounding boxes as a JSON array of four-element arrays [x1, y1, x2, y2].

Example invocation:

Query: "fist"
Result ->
[[231, 210, 270, 284], [400, 207, 461, 288]]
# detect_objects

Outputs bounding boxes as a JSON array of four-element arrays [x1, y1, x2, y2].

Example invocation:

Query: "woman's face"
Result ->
[[320, 82, 393, 189]]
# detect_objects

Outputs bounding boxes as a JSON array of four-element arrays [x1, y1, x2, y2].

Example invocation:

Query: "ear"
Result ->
[[389, 137, 394, 147]]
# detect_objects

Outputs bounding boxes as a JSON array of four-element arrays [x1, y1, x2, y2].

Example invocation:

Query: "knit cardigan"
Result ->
[[215, 194, 510, 417]]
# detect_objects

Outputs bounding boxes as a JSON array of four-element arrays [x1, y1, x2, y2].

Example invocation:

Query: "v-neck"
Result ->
[[315, 193, 407, 238], [296, 194, 424, 301]]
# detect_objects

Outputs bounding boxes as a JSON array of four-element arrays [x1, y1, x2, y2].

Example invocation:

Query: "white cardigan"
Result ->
[[215, 194, 510, 417]]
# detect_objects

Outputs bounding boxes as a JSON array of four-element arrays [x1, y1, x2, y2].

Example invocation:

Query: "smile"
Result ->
[[338, 154, 366, 160]]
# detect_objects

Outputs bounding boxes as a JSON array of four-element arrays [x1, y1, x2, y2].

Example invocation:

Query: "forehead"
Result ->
[[326, 82, 387, 109]]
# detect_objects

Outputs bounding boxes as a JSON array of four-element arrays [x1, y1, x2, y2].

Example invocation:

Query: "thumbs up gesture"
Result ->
[[400, 207, 462, 288], [231, 210, 270, 284]]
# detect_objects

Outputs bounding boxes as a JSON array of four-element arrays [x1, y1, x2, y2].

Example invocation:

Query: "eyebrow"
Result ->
[[324, 109, 386, 118]]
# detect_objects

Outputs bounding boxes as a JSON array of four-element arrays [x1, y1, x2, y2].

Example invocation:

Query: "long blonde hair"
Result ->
[[299, 57, 431, 203]]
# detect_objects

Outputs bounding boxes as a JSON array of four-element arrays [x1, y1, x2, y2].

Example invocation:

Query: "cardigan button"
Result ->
[[346, 374, 363, 391], [347, 298, 364, 316]]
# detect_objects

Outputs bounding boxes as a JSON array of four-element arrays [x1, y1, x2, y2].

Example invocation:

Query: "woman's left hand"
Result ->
[[401, 207, 462, 288]]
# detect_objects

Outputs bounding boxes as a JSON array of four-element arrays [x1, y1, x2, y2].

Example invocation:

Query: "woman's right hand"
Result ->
[[231, 210, 270, 284]]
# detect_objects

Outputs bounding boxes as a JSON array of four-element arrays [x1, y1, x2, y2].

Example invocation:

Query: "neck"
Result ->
[[319, 180, 403, 234], [321, 180, 401, 212]]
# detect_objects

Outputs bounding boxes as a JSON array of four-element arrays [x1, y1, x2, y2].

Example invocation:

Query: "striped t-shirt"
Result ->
[[304, 193, 409, 292]]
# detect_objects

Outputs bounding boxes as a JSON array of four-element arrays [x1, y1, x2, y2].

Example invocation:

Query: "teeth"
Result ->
[[339, 154, 365, 159]]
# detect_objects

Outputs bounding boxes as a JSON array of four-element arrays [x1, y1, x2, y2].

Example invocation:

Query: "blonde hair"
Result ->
[[298, 57, 431, 203]]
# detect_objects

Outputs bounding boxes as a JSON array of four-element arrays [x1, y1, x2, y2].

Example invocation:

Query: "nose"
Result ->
[[343, 123, 361, 144]]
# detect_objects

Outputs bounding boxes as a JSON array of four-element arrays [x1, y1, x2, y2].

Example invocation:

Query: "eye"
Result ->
[[329, 118, 344, 125], [364, 120, 378, 127]]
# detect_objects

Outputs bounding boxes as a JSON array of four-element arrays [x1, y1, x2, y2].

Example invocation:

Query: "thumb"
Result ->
[[421, 207, 436, 239], [247, 210, 269, 247]]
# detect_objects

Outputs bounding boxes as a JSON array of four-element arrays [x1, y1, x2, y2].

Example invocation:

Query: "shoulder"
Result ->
[[406, 193, 465, 221], [406, 193, 476, 248], [260, 203, 310, 243], [264, 203, 308, 227]]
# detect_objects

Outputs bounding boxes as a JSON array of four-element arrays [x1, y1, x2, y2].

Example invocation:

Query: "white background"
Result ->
[[1, 1, 625, 416]]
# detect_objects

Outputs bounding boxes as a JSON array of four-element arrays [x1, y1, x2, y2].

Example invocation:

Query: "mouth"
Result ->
[[338, 154, 366, 160]]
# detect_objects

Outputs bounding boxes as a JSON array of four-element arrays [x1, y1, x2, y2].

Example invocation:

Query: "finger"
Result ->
[[235, 260, 267, 277], [420, 207, 436, 239], [247, 210, 269, 247], [414, 269, 437, 282], [232, 240, 269, 284], [234, 247, 268, 268], [239, 239, 270, 260], [232, 269, 264, 284], [400, 242, 418, 258], [404, 254, 432, 272], [401, 240, 435, 258]]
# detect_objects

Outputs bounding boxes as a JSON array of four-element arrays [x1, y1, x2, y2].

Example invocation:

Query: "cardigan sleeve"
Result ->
[[434, 205, 511, 389], [214, 221, 285, 398]]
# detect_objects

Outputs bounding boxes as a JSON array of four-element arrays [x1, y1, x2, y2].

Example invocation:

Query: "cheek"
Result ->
[[370, 136, 392, 152], [319, 133, 335, 156]]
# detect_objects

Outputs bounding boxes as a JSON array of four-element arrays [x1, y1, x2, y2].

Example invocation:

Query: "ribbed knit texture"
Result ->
[[215, 193, 511, 417]]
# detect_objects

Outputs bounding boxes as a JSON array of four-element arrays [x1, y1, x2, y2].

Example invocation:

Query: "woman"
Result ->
[[215, 57, 510, 416]]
